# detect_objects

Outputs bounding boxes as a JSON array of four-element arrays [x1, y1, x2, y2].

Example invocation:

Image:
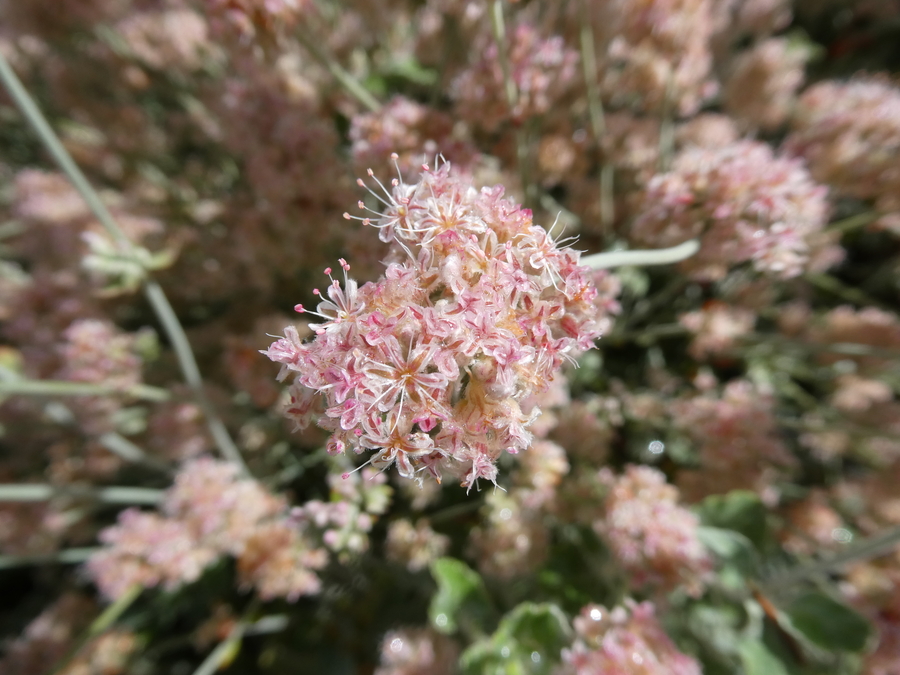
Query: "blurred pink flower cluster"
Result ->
[[632, 139, 832, 279], [88, 457, 325, 601], [787, 77, 900, 231], [452, 23, 578, 132], [265, 160, 618, 489], [561, 599, 702, 675], [597, 464, 712, 595]]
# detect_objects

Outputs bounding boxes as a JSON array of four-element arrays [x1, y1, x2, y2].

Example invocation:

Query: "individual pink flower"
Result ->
[[265, 160, 616, 489]]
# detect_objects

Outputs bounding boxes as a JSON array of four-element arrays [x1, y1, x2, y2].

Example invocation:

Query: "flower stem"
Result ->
[[579, 1, 615, 233], [0, 547, 97, 570], [0, 51, 248, 475], [0, 483, 164, 504], [294, 25, 381, 113], [582, 239, 700, 270], [826, 210, 879, 235], [490, 0, 535, 208], [0, 378, 169, 401], [48, 584, 142, 675]]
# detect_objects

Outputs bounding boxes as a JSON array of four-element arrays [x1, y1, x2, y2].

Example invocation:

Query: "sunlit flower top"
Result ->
[[265, 158, 617, 489]]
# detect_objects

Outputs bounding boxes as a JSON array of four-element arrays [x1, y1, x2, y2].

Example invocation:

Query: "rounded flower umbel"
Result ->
[[265, 158, 616, 489]]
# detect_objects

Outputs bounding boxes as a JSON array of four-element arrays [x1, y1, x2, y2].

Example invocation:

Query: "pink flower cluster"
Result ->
[[679, 302, 756, 360], [265, 160, 615, 489], [375, 628, 459, 675], [632, 139, 830, 280], [561, 599, 702, 675], [723, 37, 806, 132], [87, 457, 325, 602], [786, 78, 900, 230], [293, 466, 392, 558], [596, 465, 712, 595], [593, 0, 718, 116], [674, 379, 794, 501], [204, 0, 311, 43], [451, 23, 578, 132], [56, 318, 150, 435], [350, 96, 478, 181]]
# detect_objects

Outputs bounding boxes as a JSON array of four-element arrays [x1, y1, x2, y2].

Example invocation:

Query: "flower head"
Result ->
[[265, 159, 616, 488]]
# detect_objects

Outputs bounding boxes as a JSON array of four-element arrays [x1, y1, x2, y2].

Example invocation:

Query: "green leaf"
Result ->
[[382, 57, 438, 86], [738, 639, 790, 675], [428, 557, 492, 636], [697, 526, 754, 559], [697, 491, 767, 548], [784, 592, 871, 653], [495, 603, 572, 652], [697, 526, 758, 583], [459, 603, 571, 675]]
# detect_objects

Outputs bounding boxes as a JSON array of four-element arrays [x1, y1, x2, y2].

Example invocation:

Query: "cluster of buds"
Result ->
[[265, 159, 615, 489]]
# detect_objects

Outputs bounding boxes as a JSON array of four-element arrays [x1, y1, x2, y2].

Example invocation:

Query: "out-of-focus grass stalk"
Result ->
[[491, 0, 518, 113], [658, 71, 676, 172], [490, 0, 535, 209], [579, 0, 615, 233], [294, 26, 381, 113], [0, 378, 169, 401], [99, 432, 173, 473], [0, 547, 97, 570], [191, 600, 278, 675], [827, 210, 878, 234], [583, 239, 700, 269], [805, 272, 890, 311], [191, 624, 246, 675], [0, 51, 249, 475], [49, 584, 142, 675], [0, 484, 163, 504], [762, 525, 900, 592]]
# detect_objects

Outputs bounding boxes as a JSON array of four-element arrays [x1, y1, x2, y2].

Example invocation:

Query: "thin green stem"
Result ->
[[761, 525, 900, 592], [741, 333, 900, 361], [490, 0, 535, 208], [143, 281, 246, 471], [579, 1, 614, 233], [294, 26, 380, 113], [583, 239, 699, 270], [49, 584, 142, 675], [805, 272, 891, 312], [0, 52, 248, 475], [491, 0, 518, 113], [0, 483, 163, 504], [0, 54, 132, 251], [658, 71, 676, 172], [191, 599, 267, 675], [0, 547, 97, 570], [0, 379, 169, 401], [98, 432, 173, 473], [826, 210, 879, 235]]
